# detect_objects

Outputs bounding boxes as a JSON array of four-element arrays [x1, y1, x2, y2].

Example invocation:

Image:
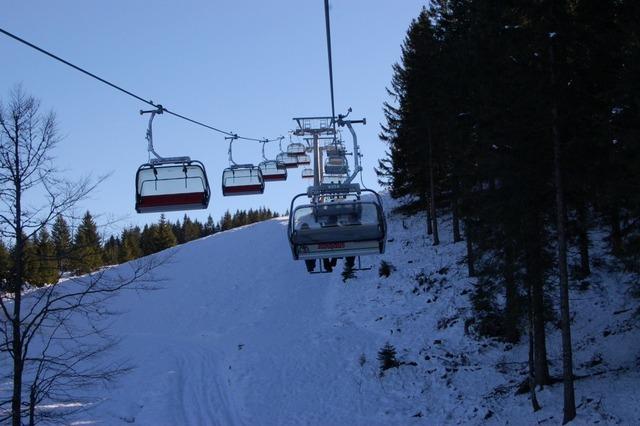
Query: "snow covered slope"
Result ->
[[69, 197, 638, 425]]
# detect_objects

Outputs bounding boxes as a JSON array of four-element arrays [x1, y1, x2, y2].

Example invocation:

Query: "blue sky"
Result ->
[[0, 1, 424, 234]]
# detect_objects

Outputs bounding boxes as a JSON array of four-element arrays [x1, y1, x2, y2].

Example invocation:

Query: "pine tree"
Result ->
[[377, 342, 400, 376], [119, 227, 142, 262], [153, 214, 177, 251], [51, 214, 71, 273], [73, 211, 103, 274], [102, 235, 120, 265], [33, 227, 58, 286], [204, 214, 216, 236]]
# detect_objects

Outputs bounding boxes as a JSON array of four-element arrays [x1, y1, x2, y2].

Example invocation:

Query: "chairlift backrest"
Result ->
[[287, 142, 306, 155], [222, 165, 265, 196], [259, 160, 288, 182], [276, 152, 299, 168], [136, 160, 211, 213], [301, 168, 314, 179], [296, 153, 311, 165]]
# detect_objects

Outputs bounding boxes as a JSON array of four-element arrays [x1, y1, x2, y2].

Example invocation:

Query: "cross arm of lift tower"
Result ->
[[292, 109, 366, 187]]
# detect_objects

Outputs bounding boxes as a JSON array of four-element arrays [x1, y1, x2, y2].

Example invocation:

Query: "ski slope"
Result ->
[[49, 198, 639, 425], [87, 218, 395, 425]]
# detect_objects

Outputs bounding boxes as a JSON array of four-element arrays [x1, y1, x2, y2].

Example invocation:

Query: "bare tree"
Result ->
[[0, 86, 163, 425]]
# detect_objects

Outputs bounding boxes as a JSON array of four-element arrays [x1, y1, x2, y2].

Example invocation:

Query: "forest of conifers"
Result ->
[[0, 208, 279, 289], [377, 1, 638, 420]]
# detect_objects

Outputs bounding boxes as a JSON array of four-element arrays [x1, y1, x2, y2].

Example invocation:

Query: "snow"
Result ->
[[5, 195, 639, 425]]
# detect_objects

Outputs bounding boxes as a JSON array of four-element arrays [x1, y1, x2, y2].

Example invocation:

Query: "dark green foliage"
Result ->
[[32, 227, 58, 286], [155, 214, 177, 251], [51, 214, 71, 272], [377, 342, 400, 376], [103, 235, 120, 266], [73, 211, 103, 274], [378, 260, 395, 278], [381, 1, 640, 343], [342, 263, 356, 283], [119, 227, 142, 263]]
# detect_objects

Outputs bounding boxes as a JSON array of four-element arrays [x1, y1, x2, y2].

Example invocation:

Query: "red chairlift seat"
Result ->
[[222, 165, 265, 196], [135, 160, 211, 213], [259, 160, 288, 182]]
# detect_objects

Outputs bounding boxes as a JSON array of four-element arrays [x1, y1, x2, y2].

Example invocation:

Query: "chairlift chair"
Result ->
[[322, 173, 346, 185], [301, 168, 314, 179], [135, 107, 211, 213], [136, 160, 210, 213], [287, 186, 387, 263], [222, 165, 264, 196], [258, 139, 287, 181], [221, 135, 264, 196], [259, 160, 287, 182], [324, 155, 349, 175], [287, 142, 306, 156], [296, 153, 311, 165], [276, 152, 299, 168]]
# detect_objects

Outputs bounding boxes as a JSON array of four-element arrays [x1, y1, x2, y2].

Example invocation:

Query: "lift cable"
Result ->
[[0, 27, 281, 143], [323, 0, 337, 133]]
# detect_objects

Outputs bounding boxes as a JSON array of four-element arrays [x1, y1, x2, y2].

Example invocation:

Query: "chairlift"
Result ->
[[259, 139, 287, 181], [287, 185, 387, 266], [322, 173, 346, 185], [301, 168, 314, 179], [221, 135, 264, 196], [324, 154, 349, 175], [277, 137, 299, 168], [287, 142, 306, 156], [135, 107, 211, 213], [296, 153, 311, 165], [276, 152, 299, 168]]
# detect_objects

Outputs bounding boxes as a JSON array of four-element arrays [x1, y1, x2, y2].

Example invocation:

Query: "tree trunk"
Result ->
[[610, 204, 622, 256], [452, 178, 462, 243], [525, 211, 551, 386], [465, 220, 476, 277], [527, 278, 541, 412], [12, 125, 24, 426], [532, 270, 551, 386], [426, 196, 433, 235], [503, 242, 520, 343], [577, 201, 591, 277], [428, 124, 439, 245], [550, 40, 576, 423]]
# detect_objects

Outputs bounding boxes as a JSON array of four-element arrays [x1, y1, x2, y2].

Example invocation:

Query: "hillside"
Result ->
[[55, 197, 640, 425]]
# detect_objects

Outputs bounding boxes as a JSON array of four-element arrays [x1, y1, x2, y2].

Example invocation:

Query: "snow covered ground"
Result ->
[[15, 196, 639, 425]]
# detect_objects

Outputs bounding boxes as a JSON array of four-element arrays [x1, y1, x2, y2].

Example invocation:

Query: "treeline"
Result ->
[[0, 207, 279, 288], [378, 1, 639, 419]]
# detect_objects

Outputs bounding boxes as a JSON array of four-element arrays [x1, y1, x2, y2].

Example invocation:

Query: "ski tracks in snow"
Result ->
[[170, 345, 245, 426]]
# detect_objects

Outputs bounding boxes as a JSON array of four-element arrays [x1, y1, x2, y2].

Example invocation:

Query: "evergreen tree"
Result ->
[[153, 214, 177, 251], [51, 214, 72, 273], [140, 224, 158, 256], [119, 226, 142, 262], [204, 214, 216, 236], [103, 235, 120, 265], [182, 214, 200, 242], [32, 227, 58, 286], [73, 211, 102, 274]]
